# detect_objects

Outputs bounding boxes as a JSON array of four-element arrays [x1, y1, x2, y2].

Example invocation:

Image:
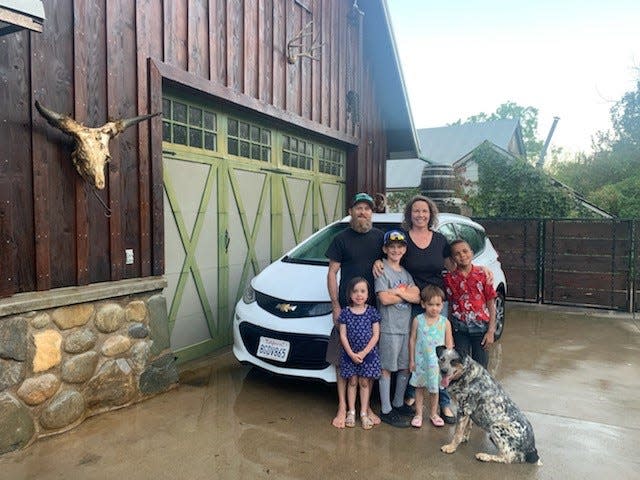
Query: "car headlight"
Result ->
[[242, 284, 256, 304]]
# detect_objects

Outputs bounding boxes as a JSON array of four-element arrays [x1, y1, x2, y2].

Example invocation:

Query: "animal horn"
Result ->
[[34, 100, 81, 135], [116, 112, 162, 133]]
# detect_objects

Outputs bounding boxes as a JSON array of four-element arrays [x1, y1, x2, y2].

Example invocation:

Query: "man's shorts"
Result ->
[[379, 332, 409, 372], [325, 325, 343, 366]]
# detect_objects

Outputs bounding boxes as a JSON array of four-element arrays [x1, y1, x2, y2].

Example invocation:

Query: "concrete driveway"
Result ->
[[1, 303, 639, 479]]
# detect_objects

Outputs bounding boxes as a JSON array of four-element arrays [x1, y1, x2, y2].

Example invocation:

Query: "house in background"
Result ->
[[386, 118, 525, 211], [386, 118, 612, 218]]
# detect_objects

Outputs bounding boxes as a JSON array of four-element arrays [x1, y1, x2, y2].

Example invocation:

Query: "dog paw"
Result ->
[[475, 452, 505, 463], [441, 444, 457, 454]]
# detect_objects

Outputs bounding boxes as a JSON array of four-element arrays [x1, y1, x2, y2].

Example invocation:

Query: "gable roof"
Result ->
[[363, 0, 419, 156], [417, 118, 526, 165]]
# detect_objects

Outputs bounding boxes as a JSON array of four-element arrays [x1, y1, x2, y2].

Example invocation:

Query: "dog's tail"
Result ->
[[525, 448, 541, 465]]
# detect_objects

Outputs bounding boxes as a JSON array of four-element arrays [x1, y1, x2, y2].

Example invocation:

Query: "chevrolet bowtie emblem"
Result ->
[[276, 303, 297, 312]]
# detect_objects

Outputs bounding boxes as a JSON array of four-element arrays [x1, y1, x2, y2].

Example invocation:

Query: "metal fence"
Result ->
[[474, 218, 639, 312]]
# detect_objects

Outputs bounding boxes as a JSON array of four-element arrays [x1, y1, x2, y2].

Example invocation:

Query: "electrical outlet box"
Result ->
[[125, 249, 134, 265]]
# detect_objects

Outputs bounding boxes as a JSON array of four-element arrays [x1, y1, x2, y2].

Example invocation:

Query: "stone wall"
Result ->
[[0, 278, 178, 455]]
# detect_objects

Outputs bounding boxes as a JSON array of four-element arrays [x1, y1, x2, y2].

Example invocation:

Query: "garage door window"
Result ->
[[283, 134, 313, 170], [318, 146, 344, 176], [227, 118, 271, 161], [162, 97, 217, 151]]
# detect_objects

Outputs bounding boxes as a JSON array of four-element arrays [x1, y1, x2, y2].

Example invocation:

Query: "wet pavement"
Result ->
[[1, 303, 639, 479]]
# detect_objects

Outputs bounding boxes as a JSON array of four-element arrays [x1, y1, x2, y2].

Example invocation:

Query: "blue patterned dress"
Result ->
[[339, 306, 382, 379], [410, 314, 447, 393]]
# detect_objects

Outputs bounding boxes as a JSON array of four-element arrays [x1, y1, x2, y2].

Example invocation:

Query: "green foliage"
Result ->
[[453, 101, 543, 160], [588, 176, 640, 218], [548, 75, 640, 218], [386, 188, 420, 212], [466, 143, 581, 218]]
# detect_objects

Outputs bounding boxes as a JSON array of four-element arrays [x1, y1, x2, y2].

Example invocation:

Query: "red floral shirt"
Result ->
[[443, 266, 496, 330]]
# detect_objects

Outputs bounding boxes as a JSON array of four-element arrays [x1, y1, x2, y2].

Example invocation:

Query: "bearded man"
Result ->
[[325, 192, 385, 428]]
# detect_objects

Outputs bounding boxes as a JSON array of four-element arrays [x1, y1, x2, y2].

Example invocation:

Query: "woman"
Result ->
[[374, 195, 456, 423]]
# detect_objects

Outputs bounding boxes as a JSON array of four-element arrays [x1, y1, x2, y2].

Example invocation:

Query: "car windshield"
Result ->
[[283, 222, 400, 265]]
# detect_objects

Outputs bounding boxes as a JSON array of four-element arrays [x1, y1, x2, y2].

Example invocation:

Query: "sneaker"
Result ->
[[379, 409, 410, 428], [394, 403, 415, 417]]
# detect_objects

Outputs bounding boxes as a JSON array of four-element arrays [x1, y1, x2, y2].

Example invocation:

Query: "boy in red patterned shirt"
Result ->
[[443, 239, 497, 369]]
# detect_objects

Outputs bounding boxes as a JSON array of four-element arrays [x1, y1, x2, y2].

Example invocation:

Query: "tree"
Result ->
[[453, 101, 544, 160], [548, 74, 640, 218], [466, 143, 583, 218]]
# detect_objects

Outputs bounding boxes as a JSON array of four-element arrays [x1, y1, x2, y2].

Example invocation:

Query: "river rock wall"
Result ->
[[0, 286, 177, 455]]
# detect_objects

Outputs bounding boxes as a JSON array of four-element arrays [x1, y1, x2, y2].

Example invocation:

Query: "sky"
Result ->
[[386, 0, 640, 154]]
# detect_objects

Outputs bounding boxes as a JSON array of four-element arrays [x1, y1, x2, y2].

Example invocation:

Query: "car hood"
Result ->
[[251, 260, 330, 302]]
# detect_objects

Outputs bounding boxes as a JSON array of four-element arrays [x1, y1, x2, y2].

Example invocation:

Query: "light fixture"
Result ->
[[0, 0, 45, 37]]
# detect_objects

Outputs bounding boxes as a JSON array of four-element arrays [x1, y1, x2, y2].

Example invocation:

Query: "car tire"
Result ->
[[494, 289, 506, 341]]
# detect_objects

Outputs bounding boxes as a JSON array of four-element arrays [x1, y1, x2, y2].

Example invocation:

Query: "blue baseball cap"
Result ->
[[384, 230, 407, 246]]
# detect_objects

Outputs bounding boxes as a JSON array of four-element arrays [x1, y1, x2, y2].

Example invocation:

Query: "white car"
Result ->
[[233, 213, 507, 383]]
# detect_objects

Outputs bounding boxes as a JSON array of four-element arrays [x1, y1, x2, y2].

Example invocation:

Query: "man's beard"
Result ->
[[351, 216, 372, 233]]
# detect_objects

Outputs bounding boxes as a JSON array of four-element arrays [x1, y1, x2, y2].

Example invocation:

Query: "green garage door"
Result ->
[[162, 94, 346, 362]]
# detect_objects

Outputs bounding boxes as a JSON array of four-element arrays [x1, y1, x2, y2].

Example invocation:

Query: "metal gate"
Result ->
[[476, 218, 638, 312]]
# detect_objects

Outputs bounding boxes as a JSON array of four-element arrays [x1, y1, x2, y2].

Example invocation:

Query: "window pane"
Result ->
[[239, 122, 249, 139], [163, 121, 171, 141], [290, 138, 297, 150], [251, 144, 260, 160], [189, 128, 202, 148], [228, 138, 238, 155], [262, 130, 271, 145], [228, 119, 238, 136], [204, 132, 216, 151], [174, 125, 187, 145], [204, 112, 215, 130], [250, 126, 260, 142], [174, 102, 187, 123], [262, 147, 270, 161], [240, 141, 250, 157], [283, 136, 289, 149], [163, 98, 171, 117], [189, 107, 202, 126]]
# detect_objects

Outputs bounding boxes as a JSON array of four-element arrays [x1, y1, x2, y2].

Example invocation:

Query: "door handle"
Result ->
[[224, 230, 231, 253]]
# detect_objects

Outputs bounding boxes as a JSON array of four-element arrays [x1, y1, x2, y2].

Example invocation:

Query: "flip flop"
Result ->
[[430, 414, 445, 427], [411, 415, 423, 428]]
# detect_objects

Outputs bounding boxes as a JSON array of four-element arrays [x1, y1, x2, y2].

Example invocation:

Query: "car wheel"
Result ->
[[494, 290, 505, 341]]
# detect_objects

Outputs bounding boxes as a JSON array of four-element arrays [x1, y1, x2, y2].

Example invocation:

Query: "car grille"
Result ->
[[255, 291, 332, 318], [238, 323, 330, 370]]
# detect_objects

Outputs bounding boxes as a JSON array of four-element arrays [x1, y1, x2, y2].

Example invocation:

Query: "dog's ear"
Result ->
[[436, 345, 446, 358], [454, 346, 467, 362]]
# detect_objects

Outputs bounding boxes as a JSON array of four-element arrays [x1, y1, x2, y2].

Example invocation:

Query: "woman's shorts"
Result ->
[[379, 332, 409, 372]]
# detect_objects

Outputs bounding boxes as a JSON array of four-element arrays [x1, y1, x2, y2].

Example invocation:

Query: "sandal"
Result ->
[[411, 415, 423, 428], [430, 414, 445, 427], [360, 412, 373, 430], [345, 410, 356, 428]]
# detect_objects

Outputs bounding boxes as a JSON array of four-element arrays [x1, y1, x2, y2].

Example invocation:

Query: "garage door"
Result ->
[[161, 93, 346, 362]]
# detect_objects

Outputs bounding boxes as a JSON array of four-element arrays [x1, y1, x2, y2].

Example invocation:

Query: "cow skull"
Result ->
[[35, 101, 161, 189]]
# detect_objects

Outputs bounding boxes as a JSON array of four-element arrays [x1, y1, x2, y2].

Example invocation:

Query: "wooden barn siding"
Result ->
[[0, 0, 389, 298]]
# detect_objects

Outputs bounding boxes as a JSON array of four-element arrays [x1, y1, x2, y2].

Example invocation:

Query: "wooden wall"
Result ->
[[0, 0, 392, 298]]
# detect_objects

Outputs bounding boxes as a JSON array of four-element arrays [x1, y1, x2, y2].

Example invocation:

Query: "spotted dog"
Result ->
[[436, 346, 540, 464]]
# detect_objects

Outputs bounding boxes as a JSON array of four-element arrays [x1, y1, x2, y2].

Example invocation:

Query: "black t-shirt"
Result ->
[[401, 230, 451, 292], [325, 227, 384, 307]]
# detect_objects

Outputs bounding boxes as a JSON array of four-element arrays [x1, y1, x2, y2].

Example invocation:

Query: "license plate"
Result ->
[[256, 337, 290, 362]]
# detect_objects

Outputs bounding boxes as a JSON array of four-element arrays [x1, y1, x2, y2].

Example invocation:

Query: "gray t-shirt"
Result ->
[[374, 259, 415, 334]]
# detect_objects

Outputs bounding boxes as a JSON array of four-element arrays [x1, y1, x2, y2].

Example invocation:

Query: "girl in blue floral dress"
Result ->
[[409, 285, 453, 428], [339, 277, 381, 429]]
